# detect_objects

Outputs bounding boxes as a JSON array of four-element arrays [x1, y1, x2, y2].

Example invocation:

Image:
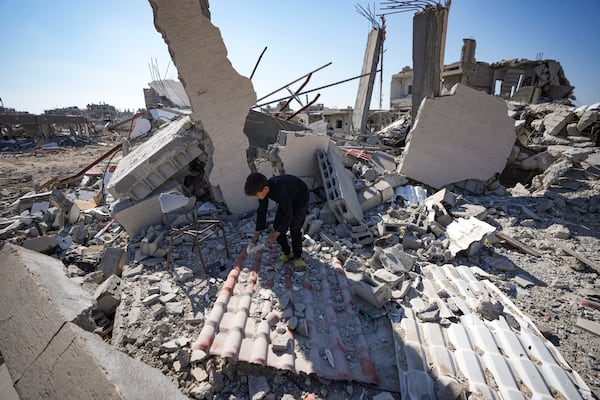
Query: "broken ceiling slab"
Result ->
[[392, 263, 593, 399], [150, 0, 256, 215], [245, 110, 308, 150], [112, 180, 184, 237], [398, 83, 515, 189], [107, 117, 202, 201]]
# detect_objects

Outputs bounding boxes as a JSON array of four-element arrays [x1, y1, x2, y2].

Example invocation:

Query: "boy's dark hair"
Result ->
[[244, 172, 268, 195]]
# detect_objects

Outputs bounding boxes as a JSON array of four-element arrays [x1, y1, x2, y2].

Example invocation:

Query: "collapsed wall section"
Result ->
[[398, 83, 515, 188], [149, 0, 257, 215]]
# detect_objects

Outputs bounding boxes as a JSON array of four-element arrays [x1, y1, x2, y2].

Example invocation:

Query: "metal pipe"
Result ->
[[250, 46, 267, 80], [254, 69, 381, 109], [255, 62, 332, 103]]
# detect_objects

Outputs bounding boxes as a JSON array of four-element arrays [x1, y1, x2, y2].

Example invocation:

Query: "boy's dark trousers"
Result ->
[[274, 206, 307, 258]]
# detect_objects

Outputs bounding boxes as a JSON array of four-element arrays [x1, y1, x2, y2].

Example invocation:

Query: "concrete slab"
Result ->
[[398, 84, 515, 189], [0, 363, 19, 400], [0, 243, 94, 381], [107, 117, 202, 201], [150, 0, 257, 215], [14, 322, 188, 400], [276, 130, 330, 178], [0, 243, 187, 399], [111, 181, 184, 237]]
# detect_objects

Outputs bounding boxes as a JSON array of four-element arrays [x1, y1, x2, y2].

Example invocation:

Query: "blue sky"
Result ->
[[1, 0, 598, 114]]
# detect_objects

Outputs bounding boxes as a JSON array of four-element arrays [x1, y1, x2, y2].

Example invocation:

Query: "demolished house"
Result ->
[[390, 38, 576, 110], [1, 1, 599, 399]]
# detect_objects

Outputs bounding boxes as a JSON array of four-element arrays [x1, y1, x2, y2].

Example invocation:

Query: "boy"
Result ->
[[244, 172, 309, 268]]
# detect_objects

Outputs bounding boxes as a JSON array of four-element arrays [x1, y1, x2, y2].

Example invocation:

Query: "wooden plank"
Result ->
[[551, 239, 600, 273], [495, 231, 542, 257], [576, 317, 600, 337]]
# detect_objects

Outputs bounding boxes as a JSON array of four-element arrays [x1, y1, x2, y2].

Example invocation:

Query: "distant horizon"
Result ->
[[1, 1, 598, 114]]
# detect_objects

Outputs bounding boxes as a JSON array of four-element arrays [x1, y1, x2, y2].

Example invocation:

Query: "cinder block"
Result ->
[[316, 146, 364, 224]]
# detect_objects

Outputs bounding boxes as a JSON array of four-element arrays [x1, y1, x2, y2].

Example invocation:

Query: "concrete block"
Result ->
[[111, 181, 184, 237], [577, 110, 597, 131], [543, 109, 574, 136], [21, 235, 57, 254], [94, 275, 122, 315], [377, 219, 403, 236], [98, 247, 125, 278], [373, 269, 403, 287], [107, 117, 203, 201], [351, 278, 392, 309], [398, 84, 515, 189], [316, 145, 364, 224], [358, 186, 382, 211], [374, 179, 394, 202], [0, 243, 94, 383], [350, 224, 374, 245], [380, 245, 415, 273]]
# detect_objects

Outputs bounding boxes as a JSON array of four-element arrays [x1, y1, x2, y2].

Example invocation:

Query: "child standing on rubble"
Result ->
[[244, 172, 309, 268]]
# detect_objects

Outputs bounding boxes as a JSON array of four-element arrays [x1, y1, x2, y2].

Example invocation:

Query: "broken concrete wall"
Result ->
[[269, 130, 330, 182], [398, 83, 515, 188], [352, 28, 383, 135], [0, 243, 187, 399], [411, 2, 450, 119], [149, 0, 257, 215]]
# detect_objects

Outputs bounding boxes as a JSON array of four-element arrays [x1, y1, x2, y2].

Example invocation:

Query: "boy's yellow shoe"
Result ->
[[280, 254, 291, 263], [293, 258, 306, 268]]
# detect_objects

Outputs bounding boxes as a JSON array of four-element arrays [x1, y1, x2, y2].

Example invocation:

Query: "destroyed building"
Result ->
[[0, 1, 599, 400], [390, 38, 575, 109]]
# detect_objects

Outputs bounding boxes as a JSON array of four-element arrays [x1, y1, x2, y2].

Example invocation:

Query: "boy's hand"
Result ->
[[265, 232, 280, 247]]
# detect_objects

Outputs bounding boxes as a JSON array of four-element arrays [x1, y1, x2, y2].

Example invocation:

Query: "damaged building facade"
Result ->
[[390, 38, 575, 109]]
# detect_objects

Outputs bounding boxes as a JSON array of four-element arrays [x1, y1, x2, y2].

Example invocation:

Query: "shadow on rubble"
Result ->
[[174, 243, 400, 391]]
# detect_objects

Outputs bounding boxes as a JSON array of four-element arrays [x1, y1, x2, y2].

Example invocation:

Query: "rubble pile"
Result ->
[[1, 99, 599, 399]]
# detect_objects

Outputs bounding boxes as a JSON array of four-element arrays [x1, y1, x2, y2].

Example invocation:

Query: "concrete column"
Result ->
[[149, 0, 257, 214], [352, 28, 383, 136], [411, 2, 451, 119]]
